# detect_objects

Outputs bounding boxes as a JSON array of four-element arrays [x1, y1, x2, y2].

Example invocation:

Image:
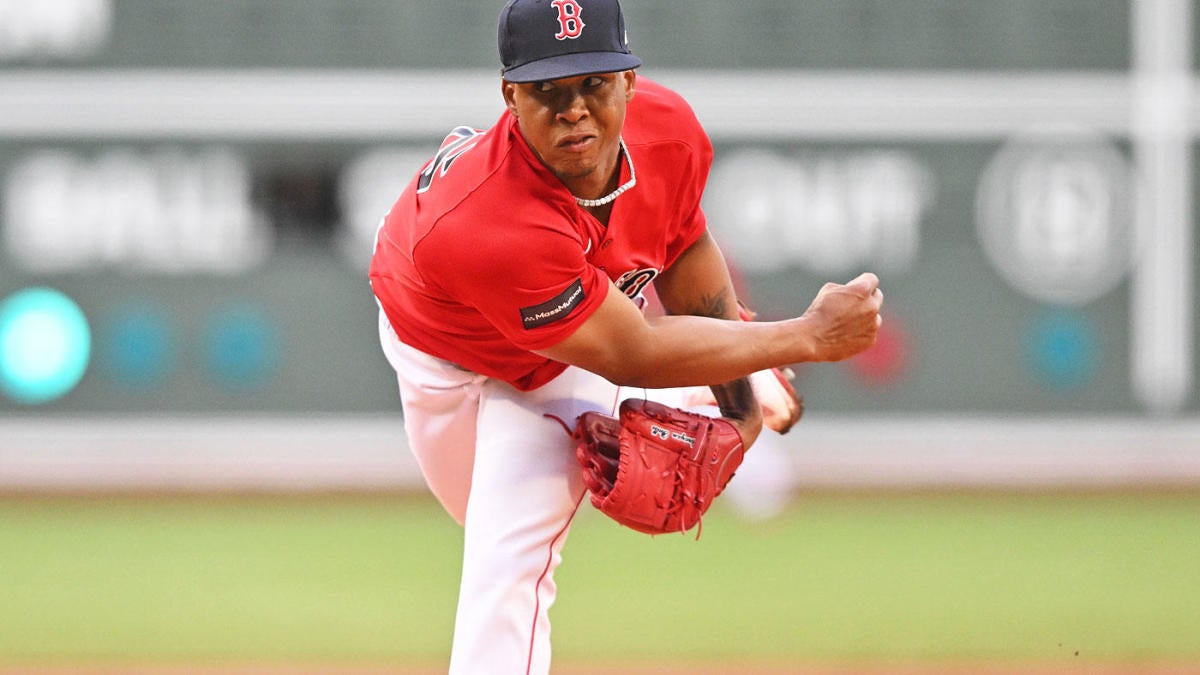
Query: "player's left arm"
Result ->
[[653, 231, 763, 447]]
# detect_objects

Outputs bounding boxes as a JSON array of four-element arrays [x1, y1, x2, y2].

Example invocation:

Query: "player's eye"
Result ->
[[583, 76, 604, 88], [534, 81, 554, 93]]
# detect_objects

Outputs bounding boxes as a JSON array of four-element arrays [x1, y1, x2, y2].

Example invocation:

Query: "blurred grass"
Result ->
[[0, 491, 1197, 667]]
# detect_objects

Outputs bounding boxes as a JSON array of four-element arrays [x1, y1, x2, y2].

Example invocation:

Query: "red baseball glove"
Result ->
[[573, 398, 745, 536]]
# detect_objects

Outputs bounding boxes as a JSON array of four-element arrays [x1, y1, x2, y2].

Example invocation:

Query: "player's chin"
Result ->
[[551, 157, 600, 181]]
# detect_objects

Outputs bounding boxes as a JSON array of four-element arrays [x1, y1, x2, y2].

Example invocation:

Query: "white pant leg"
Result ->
[[451, 367, 619, 675], [378, 310, 620, 675], [378, 311, 487, 524]]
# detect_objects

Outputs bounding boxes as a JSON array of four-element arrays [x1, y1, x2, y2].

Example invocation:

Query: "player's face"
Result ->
[[502, 70, 636, 198]]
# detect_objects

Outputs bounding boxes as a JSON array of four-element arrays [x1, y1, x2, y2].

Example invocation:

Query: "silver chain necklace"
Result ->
[[574, 139, 636, 208]]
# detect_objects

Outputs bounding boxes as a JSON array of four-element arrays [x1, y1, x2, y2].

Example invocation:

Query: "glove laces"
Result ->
[[663, 467, 706, 540]]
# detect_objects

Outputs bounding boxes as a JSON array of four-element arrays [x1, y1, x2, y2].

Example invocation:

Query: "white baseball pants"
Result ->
[[379, 311, 622, 675]]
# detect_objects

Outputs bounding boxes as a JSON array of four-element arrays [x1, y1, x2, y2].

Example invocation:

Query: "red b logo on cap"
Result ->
[[551, 0, 585, 40]]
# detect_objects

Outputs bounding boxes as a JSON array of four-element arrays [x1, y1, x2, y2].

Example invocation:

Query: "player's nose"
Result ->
[[556, 89, 589, 122]]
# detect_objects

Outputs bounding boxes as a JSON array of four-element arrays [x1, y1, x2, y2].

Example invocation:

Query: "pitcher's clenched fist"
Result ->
[[796, 272, 884, 363]]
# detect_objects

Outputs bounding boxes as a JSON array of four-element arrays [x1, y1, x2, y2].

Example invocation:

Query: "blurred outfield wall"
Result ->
[[0, 0, 1197, 490]]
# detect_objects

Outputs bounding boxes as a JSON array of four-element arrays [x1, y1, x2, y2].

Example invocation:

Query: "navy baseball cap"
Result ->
[[498, 0, 642, 83]]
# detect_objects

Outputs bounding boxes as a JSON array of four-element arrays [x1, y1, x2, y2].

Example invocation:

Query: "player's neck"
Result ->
[[575, 166, 620, 224], [569, 141, 632, 222]]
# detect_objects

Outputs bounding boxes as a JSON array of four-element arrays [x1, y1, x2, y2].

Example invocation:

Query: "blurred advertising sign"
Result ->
[[4, 148, 270, 274], [976, 129, 1134, 307], [701, 139, 1141, 415], [0, 136, 1176, 416], [704, 149, 933, 277], [0, 0, 111, 62]]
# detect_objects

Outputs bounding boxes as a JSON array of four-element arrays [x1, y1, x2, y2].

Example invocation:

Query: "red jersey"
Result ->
[[369, 78, 713, 391]]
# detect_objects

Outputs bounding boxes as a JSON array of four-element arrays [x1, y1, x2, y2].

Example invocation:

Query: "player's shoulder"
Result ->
[[412, 120, 570, 245], [625, 76, 710, 150], [416, 122, 504, 203], [631, 77, 694, 112], [409, 115, 535, 224]]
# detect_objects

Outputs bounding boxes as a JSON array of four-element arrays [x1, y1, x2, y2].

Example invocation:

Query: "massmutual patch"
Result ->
[[521, 278, 585, 329]]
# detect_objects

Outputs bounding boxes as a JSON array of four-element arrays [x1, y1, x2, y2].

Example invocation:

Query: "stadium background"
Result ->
[[0, 1, 1198, 672]]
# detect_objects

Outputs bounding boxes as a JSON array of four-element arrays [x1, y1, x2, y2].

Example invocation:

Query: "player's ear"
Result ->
[[622, 70, 636, 102], [501, 79, 520, 116]]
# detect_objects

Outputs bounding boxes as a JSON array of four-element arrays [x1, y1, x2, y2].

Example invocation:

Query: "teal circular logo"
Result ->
[[1023, 311, 1098, 390], [0, 287, 92, 404], [102, 303, 173, 388], [203, 304, 279, 390]]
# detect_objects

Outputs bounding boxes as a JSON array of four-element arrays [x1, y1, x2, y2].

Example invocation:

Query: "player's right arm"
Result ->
[[534, 271, 883, 390]]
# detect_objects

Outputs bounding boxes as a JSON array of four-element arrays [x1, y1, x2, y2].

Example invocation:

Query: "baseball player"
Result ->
[[368, 1, 883, 673]]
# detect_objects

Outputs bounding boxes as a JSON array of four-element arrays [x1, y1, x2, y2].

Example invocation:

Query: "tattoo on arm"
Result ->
[[680, 285, 756, 420], [711, 377, 757, 422], [679, 290, 733, 321]]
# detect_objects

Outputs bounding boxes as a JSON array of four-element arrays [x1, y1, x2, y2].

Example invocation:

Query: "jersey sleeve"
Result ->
[[414, 214, 610, 352]]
